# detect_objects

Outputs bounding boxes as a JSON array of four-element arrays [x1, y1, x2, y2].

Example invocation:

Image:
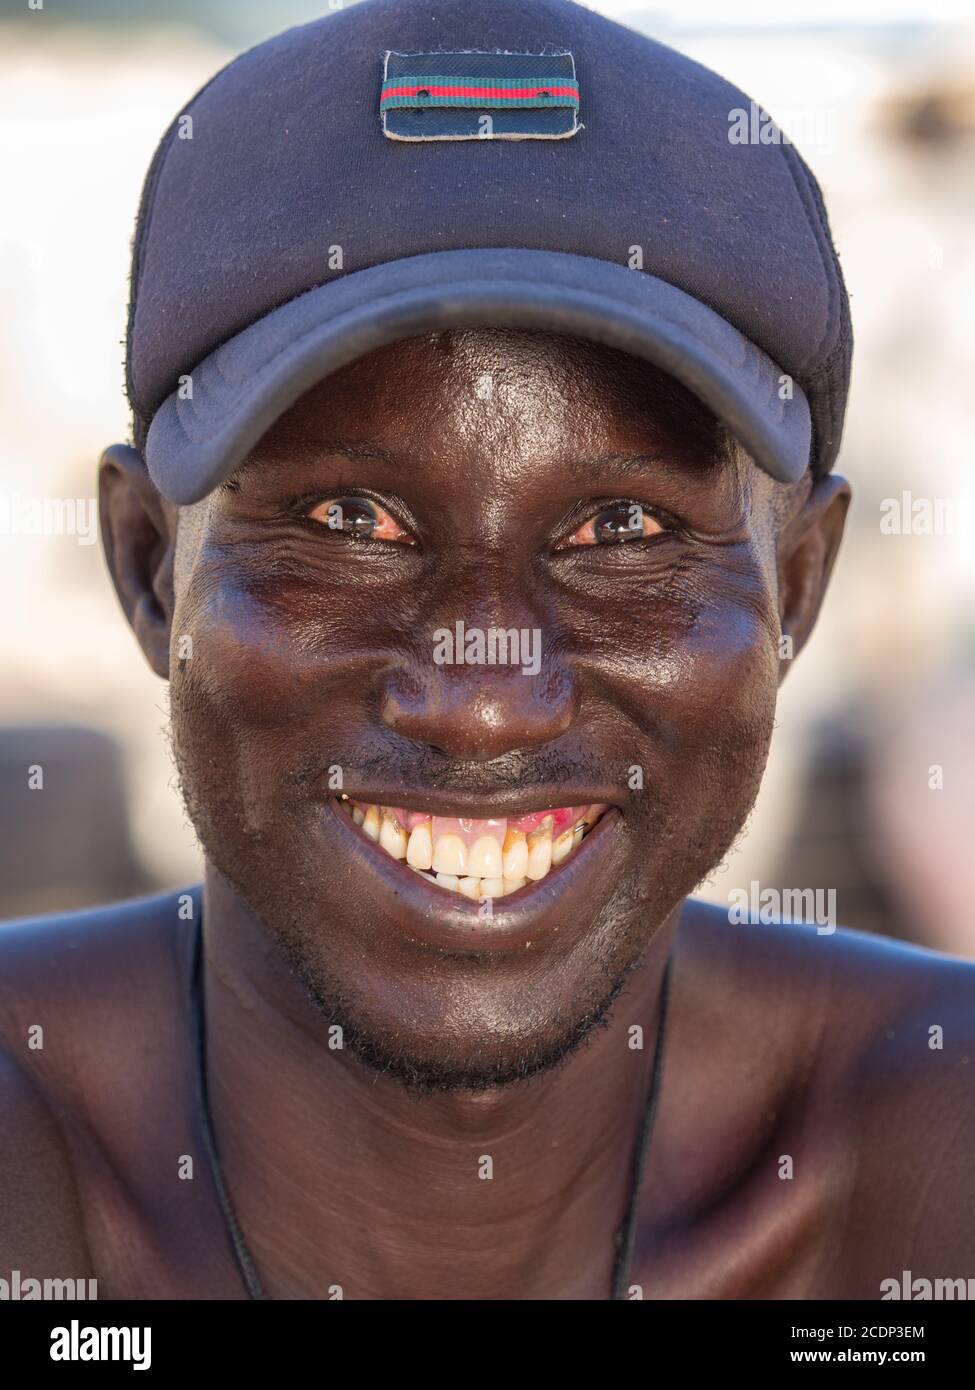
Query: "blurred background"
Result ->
[[1, 0, 973, 951]]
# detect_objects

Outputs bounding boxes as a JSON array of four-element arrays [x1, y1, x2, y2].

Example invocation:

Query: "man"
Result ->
[[2, 0, 973, 1302]]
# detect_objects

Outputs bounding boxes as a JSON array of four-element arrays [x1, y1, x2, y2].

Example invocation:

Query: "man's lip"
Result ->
[[322, 796, 626, 952]]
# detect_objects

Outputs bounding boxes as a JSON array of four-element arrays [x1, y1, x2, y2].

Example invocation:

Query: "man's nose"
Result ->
[[379, 624, 578, 761]]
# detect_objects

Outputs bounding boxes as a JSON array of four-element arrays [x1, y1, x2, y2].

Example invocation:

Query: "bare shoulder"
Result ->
[[811, 923, 975, 1270], [681, 899, 975, 1272], [680, 896, 975, 1056], [0, 1042, 100, 1276], [0, 889, 199, 1276], [0, 887, 199, 1055]]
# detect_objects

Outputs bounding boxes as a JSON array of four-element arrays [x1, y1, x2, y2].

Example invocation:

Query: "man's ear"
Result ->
[[99, 444, 177, 679], [777, 472, 851, 680]]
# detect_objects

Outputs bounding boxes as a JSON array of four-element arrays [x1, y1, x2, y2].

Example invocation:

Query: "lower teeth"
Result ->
[[408, 868, 533, 901]]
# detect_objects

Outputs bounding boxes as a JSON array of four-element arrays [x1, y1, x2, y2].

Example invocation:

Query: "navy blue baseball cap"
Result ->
[[127, 0, 852, 505]]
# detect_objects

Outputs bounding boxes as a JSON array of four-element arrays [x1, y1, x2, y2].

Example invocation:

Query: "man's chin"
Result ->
[[200, 835, 657, 1093], [281, 942, 632, 1095]]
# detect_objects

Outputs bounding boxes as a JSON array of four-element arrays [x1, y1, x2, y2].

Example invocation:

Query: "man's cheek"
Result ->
[[602, 568, 778, 718], [631, 596, 779, 801], [682, 597, 781, 724], [169, 569, 366, 728], [679, 618, 780, 863]]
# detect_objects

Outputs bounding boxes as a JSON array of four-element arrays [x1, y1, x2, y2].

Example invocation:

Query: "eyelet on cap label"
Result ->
[[380, 50, 580, 142]]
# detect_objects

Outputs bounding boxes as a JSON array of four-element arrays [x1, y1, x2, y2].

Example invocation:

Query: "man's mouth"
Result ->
[[336, 796, 609, 901]]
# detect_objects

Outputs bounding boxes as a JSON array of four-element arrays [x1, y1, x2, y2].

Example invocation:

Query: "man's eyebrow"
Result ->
[[222, 440, 724, 492], [559, 451, 662, 478], [556, 449, 720, 480], [309, 437, 403, 466], [222, 437, 404, 490]]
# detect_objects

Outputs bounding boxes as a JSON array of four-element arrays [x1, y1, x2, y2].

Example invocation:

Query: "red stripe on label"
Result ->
[[381, 84, 578, 99]]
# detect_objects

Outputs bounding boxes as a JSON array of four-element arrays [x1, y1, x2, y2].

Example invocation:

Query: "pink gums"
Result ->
[[350, 802, 602, 839]]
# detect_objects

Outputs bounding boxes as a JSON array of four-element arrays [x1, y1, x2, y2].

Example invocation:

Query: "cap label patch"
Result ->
[[381, 50, 580, 142]]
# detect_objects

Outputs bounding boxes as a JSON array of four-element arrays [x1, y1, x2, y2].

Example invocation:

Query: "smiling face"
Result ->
[[146, 327, 840, 1091]]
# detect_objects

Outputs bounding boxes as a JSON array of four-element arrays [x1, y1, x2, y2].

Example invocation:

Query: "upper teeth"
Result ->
[[406, 819, 433, 869], [336, 800, 607, 900], [502, 827, 528, 878], [432, 832, 467, 875]]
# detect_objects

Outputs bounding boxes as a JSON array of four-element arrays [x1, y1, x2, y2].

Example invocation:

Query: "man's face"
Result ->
[[165, 329, 802, 1090]]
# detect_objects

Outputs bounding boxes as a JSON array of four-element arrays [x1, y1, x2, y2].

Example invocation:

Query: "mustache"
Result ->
[[290, 739, 623, 802]]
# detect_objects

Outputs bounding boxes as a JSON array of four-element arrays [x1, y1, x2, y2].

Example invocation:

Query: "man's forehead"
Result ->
[[231, 329, 734, 465]]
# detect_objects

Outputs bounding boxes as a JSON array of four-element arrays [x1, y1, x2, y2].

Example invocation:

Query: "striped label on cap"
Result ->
[[380, 50, 581, 141]]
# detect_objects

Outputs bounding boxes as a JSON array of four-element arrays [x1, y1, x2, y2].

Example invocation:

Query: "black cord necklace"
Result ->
[[191, 914, 673, 1301]]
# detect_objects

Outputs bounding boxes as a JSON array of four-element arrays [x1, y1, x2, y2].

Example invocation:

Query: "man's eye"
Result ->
[[561, 502, 664, 547], [305, 495, 413, 543]]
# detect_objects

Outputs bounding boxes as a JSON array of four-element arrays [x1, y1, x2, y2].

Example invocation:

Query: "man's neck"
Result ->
[[198, 866, 678, 1299]]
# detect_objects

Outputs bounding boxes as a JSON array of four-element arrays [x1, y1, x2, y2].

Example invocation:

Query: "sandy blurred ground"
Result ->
[[1, 3, 973, 948]]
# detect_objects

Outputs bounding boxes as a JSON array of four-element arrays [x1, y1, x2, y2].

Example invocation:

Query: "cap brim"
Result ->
[[145, 248, 810, 504]]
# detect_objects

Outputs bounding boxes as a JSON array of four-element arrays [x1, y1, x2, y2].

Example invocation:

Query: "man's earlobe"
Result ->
[[98, 443, 177, 679], [778, 473, 851, 680]]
